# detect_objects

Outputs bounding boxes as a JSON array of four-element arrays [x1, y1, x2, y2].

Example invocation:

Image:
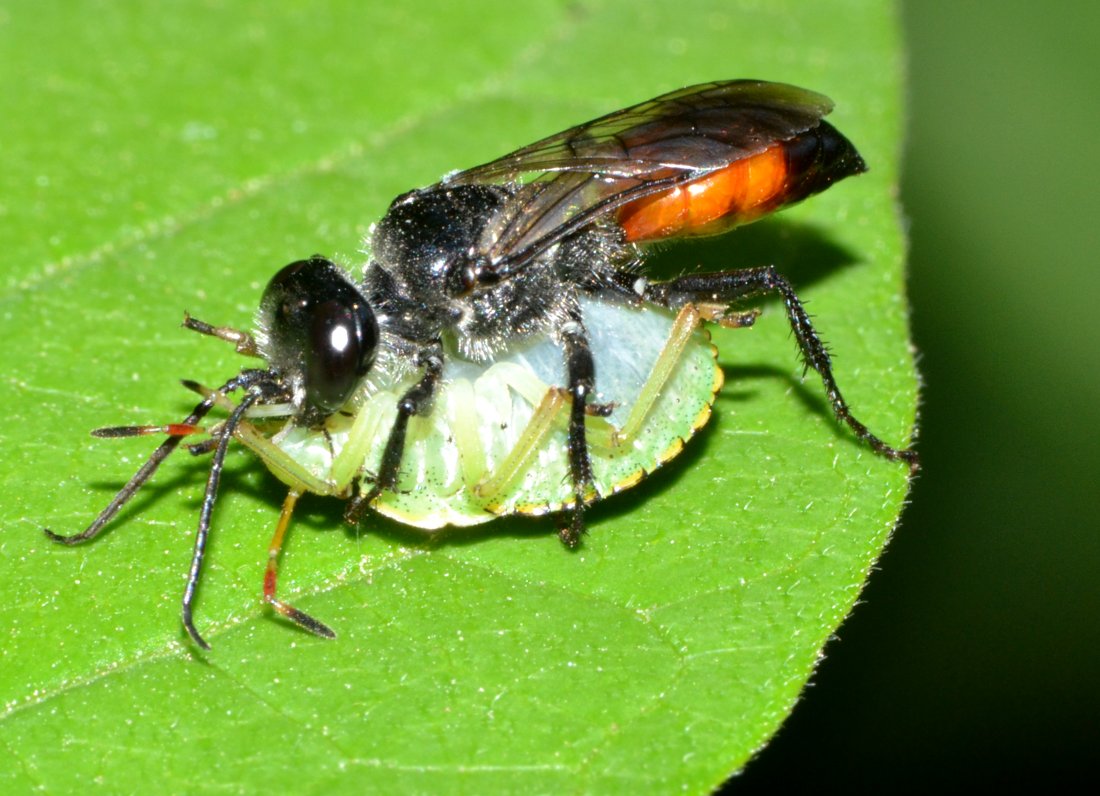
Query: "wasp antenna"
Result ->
[[181, 379, 212, 397], [183, 314, 261, 357], [182, 603, 211, 651]]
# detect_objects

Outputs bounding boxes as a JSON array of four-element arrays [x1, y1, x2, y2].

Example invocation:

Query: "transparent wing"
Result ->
[[446, 80, 836, 272]]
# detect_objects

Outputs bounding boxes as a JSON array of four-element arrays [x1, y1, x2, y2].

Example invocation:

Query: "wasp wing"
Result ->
[[446, 80, 836, 273]]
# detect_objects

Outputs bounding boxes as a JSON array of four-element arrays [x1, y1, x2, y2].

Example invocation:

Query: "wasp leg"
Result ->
[[643, 266, 919, 471], [344, 345, 444, 525], [558, 316, 599, 548], [460, 358, 619, 503], [261, 489, 336, 639], [181, 388, 263, 650], [471, 303, 728, 483], [42, 379, 231, 546], [179, 378, 347, 496]]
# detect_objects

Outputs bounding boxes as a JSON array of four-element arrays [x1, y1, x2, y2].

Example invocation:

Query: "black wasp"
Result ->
[[47, 80, 918, 648]]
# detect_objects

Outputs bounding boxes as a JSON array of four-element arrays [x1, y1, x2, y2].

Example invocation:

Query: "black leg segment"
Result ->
[[42, 371, 261, 547], [42, 398, 215, 546], [344, 344, 444, 524], [558, 315, 598, 548], [180, 388, 262, 649], [645, 266, 918, 471]]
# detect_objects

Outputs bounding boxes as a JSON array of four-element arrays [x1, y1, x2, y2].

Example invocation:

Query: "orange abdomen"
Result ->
[[618, 144, 790, 243]]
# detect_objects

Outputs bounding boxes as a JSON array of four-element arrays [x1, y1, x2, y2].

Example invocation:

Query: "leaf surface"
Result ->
[[0, 1, 914, 791]]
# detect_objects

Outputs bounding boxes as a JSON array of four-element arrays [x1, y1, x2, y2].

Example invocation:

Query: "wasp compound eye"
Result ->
[[260, 256, 379, 417]]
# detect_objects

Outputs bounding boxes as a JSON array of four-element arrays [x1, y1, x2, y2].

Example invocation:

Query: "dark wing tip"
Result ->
[[693, 79, 835, 117]]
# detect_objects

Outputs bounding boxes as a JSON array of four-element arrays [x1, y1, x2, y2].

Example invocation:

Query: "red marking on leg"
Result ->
[[165, 423, 204, 436]]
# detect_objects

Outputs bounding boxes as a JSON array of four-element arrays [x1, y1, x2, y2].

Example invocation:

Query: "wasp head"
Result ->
[[256, 256, 379, 425]]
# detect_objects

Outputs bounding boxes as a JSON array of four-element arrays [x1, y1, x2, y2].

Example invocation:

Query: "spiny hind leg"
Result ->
[[643, 266, 918, 470]]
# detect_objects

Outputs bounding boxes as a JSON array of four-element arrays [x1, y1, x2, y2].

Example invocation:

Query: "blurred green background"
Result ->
[[3, 0, 1095, 788], [739, 2, 1100, 788]]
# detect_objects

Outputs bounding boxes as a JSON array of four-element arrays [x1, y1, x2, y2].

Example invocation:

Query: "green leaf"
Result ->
[[1, 1, 915, 792]]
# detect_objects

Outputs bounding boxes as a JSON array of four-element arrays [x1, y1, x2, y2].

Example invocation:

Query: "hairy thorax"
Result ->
[[365, 183, 626, 360]]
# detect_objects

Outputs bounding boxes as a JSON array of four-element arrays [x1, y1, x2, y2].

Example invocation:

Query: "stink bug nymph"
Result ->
[[46, 80, 918, 649]]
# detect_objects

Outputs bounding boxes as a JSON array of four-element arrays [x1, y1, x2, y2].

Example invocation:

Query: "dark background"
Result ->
[[737, 2, 1100, 788]]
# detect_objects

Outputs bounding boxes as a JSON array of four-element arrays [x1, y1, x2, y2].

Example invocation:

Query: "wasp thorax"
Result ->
[[371, 184, 506, 298], [259, 256, 378, 419]]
